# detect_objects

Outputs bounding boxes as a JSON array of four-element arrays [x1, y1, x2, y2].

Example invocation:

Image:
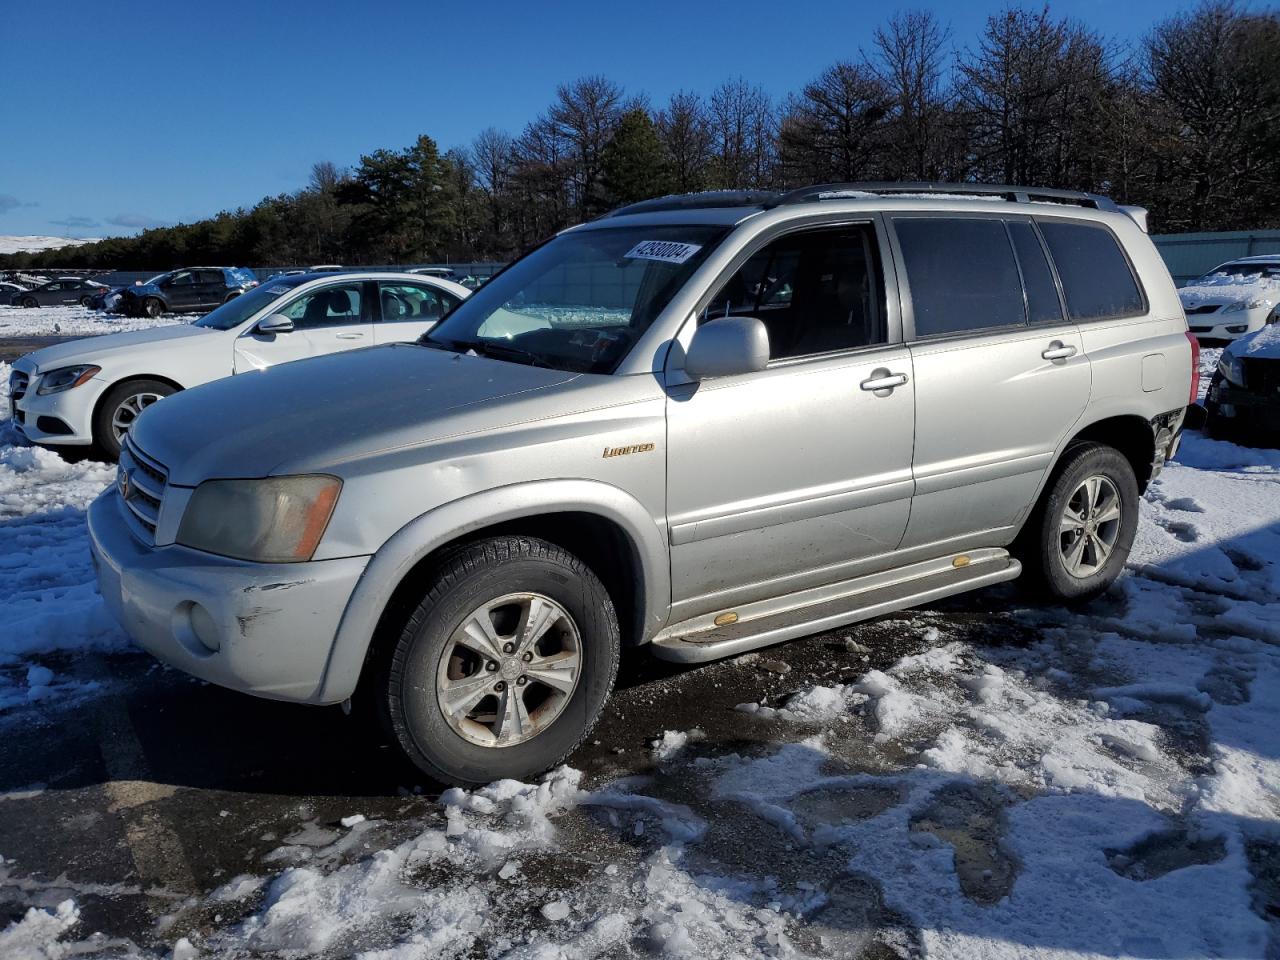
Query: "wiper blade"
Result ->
[[462, 339, 553, 368]]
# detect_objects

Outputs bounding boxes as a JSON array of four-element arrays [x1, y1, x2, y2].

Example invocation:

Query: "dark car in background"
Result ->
[[1205, 325, 1280, 442], [10, 277, 108, 308], [118, 267, 259, 317]]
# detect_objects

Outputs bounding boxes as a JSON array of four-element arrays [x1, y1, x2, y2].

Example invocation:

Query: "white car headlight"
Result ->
[[1218, 353, 1245, 387], [36, 364, 101, 395], [1222, 297, 1265, 313], [176, 475, 341, 563]]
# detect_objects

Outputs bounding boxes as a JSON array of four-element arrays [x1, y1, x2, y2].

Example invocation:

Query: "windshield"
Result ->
[[423, 225, 728, 373], [1195, 262, 1280, 284], [193, 277, 309, 330]]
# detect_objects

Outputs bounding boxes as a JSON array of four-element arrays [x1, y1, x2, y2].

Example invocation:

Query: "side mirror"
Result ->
[[684, 316, 770, 380], [257, 314, 295, 335]]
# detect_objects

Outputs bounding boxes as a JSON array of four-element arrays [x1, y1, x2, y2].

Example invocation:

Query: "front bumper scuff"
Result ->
[[88, 489, 369, 703]]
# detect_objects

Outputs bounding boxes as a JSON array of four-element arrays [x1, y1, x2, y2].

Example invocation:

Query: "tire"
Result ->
[[92, 379, 177, 461], [1018, 442, 1139, 602], [143, 297, 164, 318], [80, 296, 93, 308], [21, 296, 37, 308], [223, 291, 241, 303], [380, 536, 620, 787]]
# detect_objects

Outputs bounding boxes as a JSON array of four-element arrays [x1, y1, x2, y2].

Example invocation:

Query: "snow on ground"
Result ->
[[0, 304, 181, 337], [1, 355, 1279, 956]]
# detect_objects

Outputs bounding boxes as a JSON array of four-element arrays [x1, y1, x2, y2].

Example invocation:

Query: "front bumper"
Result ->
[[1185, 307, 1269, 341], [8, 362, 100, 445], [1207, 376, 1280, 431], [88, 489, 369, 703]]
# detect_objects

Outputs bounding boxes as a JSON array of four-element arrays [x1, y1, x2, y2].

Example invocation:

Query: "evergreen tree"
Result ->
[[602, 108, 674, 207]]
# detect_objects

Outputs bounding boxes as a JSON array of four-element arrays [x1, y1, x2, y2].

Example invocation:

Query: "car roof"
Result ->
[[266, 271, 471, 297], [573, 182, 1141, 235], [1218, 255, 1280, 265]]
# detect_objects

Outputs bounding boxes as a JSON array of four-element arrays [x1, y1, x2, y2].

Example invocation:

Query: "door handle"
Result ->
[[1042, 341, 1077, 361], [336, 333, 364, 340], [860, 370, 909, 392]]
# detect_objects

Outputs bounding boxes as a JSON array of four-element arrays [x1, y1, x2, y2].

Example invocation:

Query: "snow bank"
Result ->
[[0, 304, 181, 337]]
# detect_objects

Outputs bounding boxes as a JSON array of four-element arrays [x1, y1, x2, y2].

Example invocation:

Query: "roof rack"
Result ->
[[602, 190, 779, 219], [766, 182, 1120, 212]]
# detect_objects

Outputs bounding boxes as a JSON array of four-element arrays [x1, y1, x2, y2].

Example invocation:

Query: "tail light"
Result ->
[[1186, 330, 1200, 405]]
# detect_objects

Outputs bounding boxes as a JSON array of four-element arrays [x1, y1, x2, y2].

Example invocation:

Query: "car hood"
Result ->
[[1225, 325, 1280, 361], [130, 344, 581, 485], [1179, 277, 1280, 308], [22, 324, 211, 371]]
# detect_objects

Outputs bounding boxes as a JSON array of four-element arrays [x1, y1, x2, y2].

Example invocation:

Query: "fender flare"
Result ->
[[315, 479, 670, 703]]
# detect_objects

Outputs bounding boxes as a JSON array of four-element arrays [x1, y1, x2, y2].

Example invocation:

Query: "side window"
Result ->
[[199, 269, 224, 285], [702, 224, 887, 360], [282, 283, 364, 328], [894, 217, 1025, 337], [169, 271, 195, 286], [1007, 221, 1064, 325], [45, 282, 65, 291], [379, 283, 459, 322], [1036, 220, 1145, 322]]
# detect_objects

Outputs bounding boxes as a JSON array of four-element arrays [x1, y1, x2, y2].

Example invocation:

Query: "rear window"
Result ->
[[894, 218, 1026, 337], [1037, 220, 1145, 322]]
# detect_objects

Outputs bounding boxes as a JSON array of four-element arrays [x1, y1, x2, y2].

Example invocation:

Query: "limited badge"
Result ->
[[624, 240, 702, 265]]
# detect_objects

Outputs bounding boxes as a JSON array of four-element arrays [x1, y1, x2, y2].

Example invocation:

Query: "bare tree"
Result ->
[[308, 160, 343, 193], [707, 78, 777, 189], [656, 91, 713, 192], [778, 62, 889, 186], [547, 75, 626, 215], [873, 11, 955, 180]]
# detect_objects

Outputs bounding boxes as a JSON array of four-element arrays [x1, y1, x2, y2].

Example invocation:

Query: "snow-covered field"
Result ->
[[0, 235, 98, 255], [1, 346, 1278, 957], [0, 304, 181, 337]]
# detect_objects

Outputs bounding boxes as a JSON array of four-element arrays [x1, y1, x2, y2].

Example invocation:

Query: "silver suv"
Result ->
[[88, 183, 1199, 785]]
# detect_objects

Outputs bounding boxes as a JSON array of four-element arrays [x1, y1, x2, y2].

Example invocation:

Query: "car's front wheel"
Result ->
[[92, 379, 176, 461], [21, 296, 37, 309], [1019, 442, 1139, 601], [80, 296, 94, 308], [380, 536, 620, 786], [142, 297, 164, 318]]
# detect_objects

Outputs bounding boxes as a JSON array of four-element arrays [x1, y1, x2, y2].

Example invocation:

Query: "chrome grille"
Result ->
[[118, 435, 169, 543], [7, 370, 28, 427]]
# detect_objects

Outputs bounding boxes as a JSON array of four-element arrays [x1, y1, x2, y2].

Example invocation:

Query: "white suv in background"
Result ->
[[1179, 255, 1280, 341], [9, 271, 468, 459]]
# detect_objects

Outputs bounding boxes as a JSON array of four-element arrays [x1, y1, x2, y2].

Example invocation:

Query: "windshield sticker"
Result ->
[[624, 240, 702, 265]]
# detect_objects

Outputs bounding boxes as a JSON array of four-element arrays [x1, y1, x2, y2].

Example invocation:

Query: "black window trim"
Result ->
[[684, 213, 905, 368], [1032, 213, 1149, 325], [888, 210, 1056, 344], [1010, 218, 1070, 327]]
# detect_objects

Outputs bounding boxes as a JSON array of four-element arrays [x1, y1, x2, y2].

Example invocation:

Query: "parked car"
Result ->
[[1179, 255, 1280, 342], [10, 277, 108, 308], [9, 271, 467, 459], [1204, 324, 1280, 440], [117, 267, 260, 317], [88, 275, 166, 313], [0, 280, 30, 299], [408, 267, 459, 280], [86, 183, 1197, 786]]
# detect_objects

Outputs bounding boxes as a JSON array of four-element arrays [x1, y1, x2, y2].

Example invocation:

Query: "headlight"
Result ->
[[1222, 298, 1264, 313], [1218, 353, 1245, 387], [36, 364, 101, 395], [176, 475, 341, 563]]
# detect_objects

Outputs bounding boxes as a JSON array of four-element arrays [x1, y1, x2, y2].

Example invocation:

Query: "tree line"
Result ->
[[5, 0, 1279, 272]]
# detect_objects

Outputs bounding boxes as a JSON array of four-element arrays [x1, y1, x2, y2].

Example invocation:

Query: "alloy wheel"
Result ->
[[436, 592, 582, 748], [110, 392, 165, 441], [1058, 475, 1123, 578]]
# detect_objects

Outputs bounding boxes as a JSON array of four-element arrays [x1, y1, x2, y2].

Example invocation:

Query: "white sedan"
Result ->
[[1180, 255, 1280, 341], [9, 271, 468, 460]]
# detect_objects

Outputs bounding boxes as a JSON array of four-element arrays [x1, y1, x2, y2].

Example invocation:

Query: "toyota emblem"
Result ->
[[118, 468, 131, 501]]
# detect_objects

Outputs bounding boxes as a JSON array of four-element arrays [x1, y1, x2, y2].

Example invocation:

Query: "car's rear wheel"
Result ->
[[92, 379, 176, 461], [1018, 442, 1138, 602], [21, 296, 37, 308], [379, 536, 620, 786], [142, 297, 164, 318], [79, 295, 93, 308]]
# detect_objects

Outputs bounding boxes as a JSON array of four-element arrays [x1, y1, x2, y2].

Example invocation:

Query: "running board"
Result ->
[[650, 551, 1021, 664]]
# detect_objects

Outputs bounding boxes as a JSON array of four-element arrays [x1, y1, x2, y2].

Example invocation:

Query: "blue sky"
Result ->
[[2, 0, 1212, 239]]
